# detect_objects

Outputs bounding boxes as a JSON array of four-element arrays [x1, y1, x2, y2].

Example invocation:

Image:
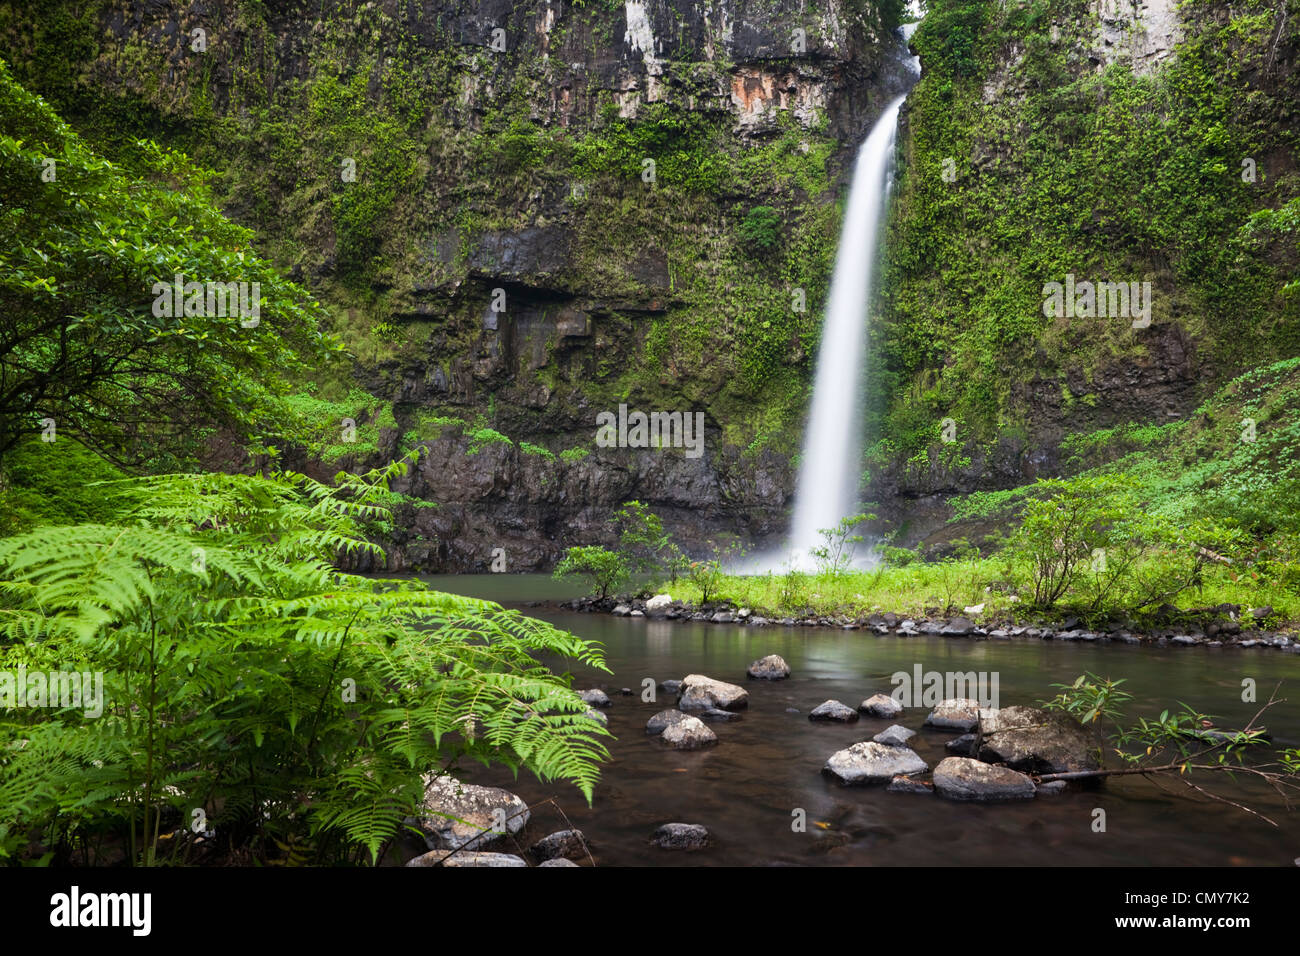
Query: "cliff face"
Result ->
[[868, 0, 1299, 552], [0, 0, 915, 569]]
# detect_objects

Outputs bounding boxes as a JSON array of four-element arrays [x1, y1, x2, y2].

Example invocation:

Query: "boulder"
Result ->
[[808, 700, 859, 722], [645, 709, 690, 735], [678, 674, 749, 711], [747, 654, 791, 680], [538, 857, 580, 867], [578, 688, 610, 707], [528, 828, 588, 862], [823, 742, 928, 785], [583, 707, 607, 725], [416, 774, 529, 850], [873, 724, 917, 747], [660, 715, 718, 750], [652, 823, 709, 850], [697, 708, 743, 722], [924, 698, 981, 732], [659, 679, 683, 695], [646, 594, 673, 611], [932, 757, 1036, 801], [406, 850, 528, 867], [859, 693, 904, 718], [941, 617, 975, 636], [977, 706, 1100, 774]]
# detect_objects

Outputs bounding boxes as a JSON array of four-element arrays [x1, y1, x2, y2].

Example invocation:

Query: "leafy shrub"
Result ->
[[553, 546, 629, 600]]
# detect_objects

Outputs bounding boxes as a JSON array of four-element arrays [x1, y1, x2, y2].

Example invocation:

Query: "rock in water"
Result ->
[[932, 757, 1036, 801], [945, 733, 978, 756], [873, 724, 917, 747], [698, 708, 743, 722], [652, 823, 709, 850], [646, 593, 674, 610], [646, 709, 690, 735], [924, 698, 981, 731], [578, 688, 611, 707], [886, 775, 934, 794], [823, 742, 928, 785], [528, 829, 588, 862], [859, 693, 904, 718], [747, 654, 791, 679], [977, 705, 1100, 774], [809, 700, 860, 722], [539, 857, 580, 867], [417, 774, 529, 850], [678, 674, 749, 711], [660, 715, 718, 750], [406, 850, 528, 867]]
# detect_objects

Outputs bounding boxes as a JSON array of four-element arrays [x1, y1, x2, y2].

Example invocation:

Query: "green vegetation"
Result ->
[[0, 60, 336, 467], [880, 0, 1300, 454], [0, 458, 610, 865], [553, 546, 630, 601]]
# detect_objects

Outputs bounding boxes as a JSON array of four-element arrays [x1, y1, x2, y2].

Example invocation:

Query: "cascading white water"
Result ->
[[779, 95, 907, 570]]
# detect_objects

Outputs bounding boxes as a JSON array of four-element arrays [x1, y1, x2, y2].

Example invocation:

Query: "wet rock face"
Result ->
[[747, 654, 791, 680], [824, 742, 928, 785], [652, 823, 709, 850], [677, 674, 749, 711], [932, 757, 1036, 802], [978, 706, 1100, 775], [416, 775, 530, 850], [924, 699, 982, 732]]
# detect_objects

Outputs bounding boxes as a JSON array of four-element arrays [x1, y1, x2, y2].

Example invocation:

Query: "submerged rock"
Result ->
[[747, 654, 791, 680], [416, 775, 529, 850], [809, 700, 859, 722], [659, 679, 683, 695], [698, 707, 743, 722], [886, 775, 934, 794], [859, 693, 904, 718], [652, 823, 709, 850], [977, 705, 1099, 774], [824, 742, 928, 785], [932, 757, 1036, 802], [660, 715, 718, 749], [678, 674, 749, 711], [924, 698, 981, 732]]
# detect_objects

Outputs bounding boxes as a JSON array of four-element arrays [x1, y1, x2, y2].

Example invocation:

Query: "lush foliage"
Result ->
[[0, 457, 611, 866], [0, 59, 337, 467]]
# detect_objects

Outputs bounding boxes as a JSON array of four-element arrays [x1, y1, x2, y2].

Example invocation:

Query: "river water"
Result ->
[[410, 575, 1300, 866]]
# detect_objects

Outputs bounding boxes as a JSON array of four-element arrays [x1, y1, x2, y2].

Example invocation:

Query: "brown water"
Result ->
[[414, 574, 1300, 866]]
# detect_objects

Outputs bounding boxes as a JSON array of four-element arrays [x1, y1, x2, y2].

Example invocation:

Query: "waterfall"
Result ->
[[781, 95, 907, 570]]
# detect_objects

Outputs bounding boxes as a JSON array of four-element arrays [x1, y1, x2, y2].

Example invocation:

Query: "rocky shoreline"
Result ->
[[544, 595, 1300, 652]]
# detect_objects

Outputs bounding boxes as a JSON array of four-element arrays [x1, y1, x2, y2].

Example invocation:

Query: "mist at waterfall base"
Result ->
[[738, 96, 906, 575]]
